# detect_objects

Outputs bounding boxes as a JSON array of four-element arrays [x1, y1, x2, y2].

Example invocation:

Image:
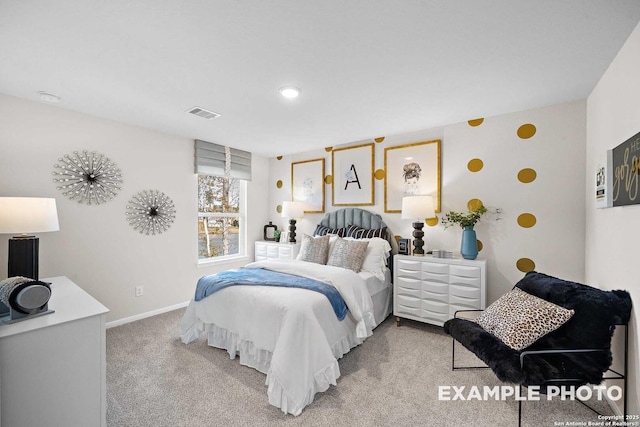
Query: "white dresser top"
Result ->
[[0, 276, 109, 339]]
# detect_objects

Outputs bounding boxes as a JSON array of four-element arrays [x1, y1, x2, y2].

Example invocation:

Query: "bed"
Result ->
[[180, 208, 398, 415]]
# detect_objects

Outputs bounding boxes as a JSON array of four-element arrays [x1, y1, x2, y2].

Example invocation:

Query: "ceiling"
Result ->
[[1, 1, 640, 158]]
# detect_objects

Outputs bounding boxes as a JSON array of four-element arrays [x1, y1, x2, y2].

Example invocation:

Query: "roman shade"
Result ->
[[194, 139, 252, 180]]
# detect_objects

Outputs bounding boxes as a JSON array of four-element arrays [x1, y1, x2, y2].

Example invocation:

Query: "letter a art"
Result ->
[[344, 164, 361, 190]]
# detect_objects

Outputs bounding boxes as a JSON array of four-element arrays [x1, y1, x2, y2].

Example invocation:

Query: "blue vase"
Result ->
[[460, 226, 478, 260]]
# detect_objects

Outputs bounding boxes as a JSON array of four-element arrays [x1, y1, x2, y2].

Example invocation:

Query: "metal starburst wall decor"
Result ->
[[125, 190, 176, 235], [52, 150, 123, 205]]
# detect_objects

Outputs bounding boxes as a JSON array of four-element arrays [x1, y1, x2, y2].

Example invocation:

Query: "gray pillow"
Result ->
[[327, 237, 369, 272], [296, 234, 330, 264]]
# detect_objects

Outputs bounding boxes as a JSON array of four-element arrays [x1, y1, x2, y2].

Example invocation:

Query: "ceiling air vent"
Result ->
[[187, 106, 221, 120]]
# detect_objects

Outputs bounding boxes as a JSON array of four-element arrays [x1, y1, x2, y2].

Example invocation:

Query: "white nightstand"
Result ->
[[0, 276, 109, 426], [393, 255, 487, 327], [255, 241, 301, 261]]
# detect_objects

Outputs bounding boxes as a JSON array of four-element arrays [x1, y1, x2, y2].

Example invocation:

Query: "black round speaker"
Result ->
[[15, 284, 51, 313], [6, 280, 51, 314]]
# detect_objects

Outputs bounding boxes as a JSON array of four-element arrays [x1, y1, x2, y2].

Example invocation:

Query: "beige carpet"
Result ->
[[106, 309, 615, 426]]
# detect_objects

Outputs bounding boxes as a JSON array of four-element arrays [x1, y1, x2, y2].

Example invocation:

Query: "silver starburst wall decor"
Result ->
[[125, 190, 176, 235], [52, 150, 123, 205]]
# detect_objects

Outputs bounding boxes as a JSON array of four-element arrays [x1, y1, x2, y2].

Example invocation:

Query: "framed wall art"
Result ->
[[332, 143, 374, 206], [291, 158, 325, 213], [595, 150, 612, 209], [384, 139, 441, 213], [612, 129, 640, 207]]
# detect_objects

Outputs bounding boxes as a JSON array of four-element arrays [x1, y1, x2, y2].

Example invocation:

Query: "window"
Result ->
[[198, 174, 246, 262]]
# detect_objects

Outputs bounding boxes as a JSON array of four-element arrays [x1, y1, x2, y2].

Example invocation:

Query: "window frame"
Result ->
[[197, 176, 248, 266]]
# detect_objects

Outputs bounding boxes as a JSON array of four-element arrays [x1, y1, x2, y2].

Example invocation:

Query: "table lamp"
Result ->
[[0, 197, 60, 280], [401, 195, 435, 256], [281, 201, 304, 243]]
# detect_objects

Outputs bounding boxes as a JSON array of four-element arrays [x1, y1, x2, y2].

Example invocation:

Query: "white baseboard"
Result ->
[[605, 390, 624, 417], [602, 378, 625, 416], [106, 300, 190, 329]]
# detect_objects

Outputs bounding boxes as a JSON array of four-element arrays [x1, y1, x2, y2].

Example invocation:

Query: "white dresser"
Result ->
[[255, 241, 301, 261], [0, 276, 109, 427], [393, 255, 487, 327]]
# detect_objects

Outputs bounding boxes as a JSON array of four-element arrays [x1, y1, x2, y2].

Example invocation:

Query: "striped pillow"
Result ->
[[346, 224, 387, 239], [313, 224, 346, 237]]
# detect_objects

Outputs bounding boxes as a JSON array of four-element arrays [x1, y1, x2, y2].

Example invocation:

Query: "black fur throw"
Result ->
[[443, 271, 632, 389]]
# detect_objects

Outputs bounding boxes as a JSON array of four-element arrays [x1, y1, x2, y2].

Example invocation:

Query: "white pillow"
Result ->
[[344, 237, 391, 281], [328, 234, 340, 256]]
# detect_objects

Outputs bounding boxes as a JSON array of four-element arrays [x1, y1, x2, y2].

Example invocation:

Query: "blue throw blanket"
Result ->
[[195, 268, 348, 320]]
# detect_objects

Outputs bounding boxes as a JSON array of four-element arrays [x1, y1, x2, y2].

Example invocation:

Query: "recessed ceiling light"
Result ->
[[279, 86, 301, 99], [38, 91, 60, 103]]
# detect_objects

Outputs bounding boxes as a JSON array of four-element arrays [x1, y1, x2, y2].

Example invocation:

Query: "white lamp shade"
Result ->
[[401, 195, 435, 220], [0, 197, 60, 234], [281, 201, 305, 219]]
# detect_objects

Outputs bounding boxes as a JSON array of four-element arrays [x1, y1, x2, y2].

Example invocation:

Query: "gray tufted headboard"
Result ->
[[318, 208, 399, 256]]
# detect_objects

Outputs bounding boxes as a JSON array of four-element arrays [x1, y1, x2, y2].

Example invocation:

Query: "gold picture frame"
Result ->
[[332, 143, 375, 206], [384, 139, 441, 213], [291, 158, 325, 213]]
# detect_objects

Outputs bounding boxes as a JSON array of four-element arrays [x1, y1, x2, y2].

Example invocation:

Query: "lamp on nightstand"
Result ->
[[401, 195, 435, 256], [0, 197, 60, 280], [281, 201, 304, 243]]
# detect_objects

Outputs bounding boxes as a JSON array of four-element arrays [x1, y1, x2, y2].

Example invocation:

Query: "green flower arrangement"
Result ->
[[441, 204, 487, 229]]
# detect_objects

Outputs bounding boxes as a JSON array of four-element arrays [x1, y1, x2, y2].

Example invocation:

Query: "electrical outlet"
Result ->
[[135, 286, 144, 297]]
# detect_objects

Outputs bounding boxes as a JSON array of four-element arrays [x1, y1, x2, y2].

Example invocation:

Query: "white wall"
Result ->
[[268, 101, 586, 304], [586, 21, 640, 416], [0, 94, 270, 322]]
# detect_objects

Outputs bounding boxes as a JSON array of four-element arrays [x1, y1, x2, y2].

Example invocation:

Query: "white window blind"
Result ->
[[194, 139, 252, 180]]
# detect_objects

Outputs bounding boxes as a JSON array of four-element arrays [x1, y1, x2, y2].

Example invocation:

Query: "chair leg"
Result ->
[[451, 336, 456, 370], [451, 337, 490, 370], [518, 386, 522, 427], [577, 398, 604, 415], [624, 323, 628, 420]]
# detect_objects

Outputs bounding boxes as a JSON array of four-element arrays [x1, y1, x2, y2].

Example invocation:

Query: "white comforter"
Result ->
[[180, 260, 377, 415]]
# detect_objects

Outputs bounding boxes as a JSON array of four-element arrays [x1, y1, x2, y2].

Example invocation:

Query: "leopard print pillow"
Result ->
[[476, 288, 575, 351]]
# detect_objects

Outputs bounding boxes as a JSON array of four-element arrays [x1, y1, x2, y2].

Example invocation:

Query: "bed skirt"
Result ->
[[181, 280, 392, 416], [205, 321, 361, 415]]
